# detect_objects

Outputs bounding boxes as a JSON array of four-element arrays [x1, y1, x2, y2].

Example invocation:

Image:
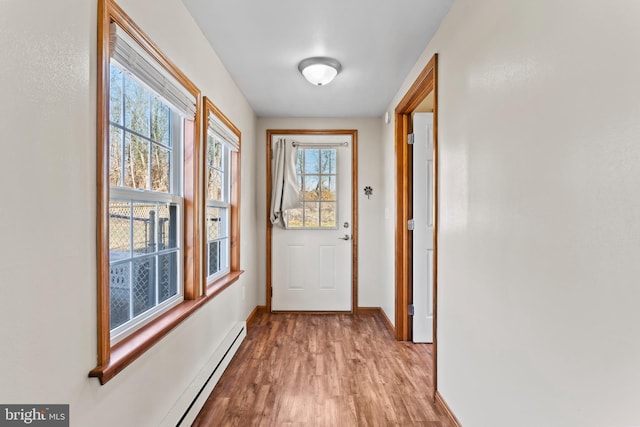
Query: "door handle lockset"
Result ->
[[338, 234, 350, 241]]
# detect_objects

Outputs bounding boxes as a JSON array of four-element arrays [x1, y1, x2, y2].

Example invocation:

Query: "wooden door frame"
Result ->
[[265, 129, 358, 313], [394, 54, 439, 394]]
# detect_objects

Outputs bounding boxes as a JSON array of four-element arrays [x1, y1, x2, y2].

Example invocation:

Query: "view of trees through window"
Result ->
[[206, 135, 229, 278], [108, 62, 181, 333], [109, 64, 172, 192], [286, 148, 337, 228]]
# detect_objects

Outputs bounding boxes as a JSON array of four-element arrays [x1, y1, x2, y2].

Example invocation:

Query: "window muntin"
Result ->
[[206, 134, 230, 280], [108, 61, 184, 343], [286, 148, 337, 229]]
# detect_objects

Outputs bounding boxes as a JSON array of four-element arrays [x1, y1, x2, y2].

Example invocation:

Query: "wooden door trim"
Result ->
[[394, 54, 439, 396], [265, 129, 358, 313]]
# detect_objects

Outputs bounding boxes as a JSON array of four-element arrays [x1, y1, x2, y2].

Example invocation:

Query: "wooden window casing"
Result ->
[[91, 0, 212, 385], [202, 96, 242, 297]]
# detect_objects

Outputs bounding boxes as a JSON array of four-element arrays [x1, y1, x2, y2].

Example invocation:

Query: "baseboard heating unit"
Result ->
[[160, 321, 246, 427]]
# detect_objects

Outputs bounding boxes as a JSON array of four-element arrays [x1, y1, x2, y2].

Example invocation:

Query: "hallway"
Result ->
[[194, 312, 453, 426]]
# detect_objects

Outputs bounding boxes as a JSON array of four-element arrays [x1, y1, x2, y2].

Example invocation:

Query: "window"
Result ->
[[93, 0, 242, 385], [106, 21, 199, 342], [286, 148, 337, 228], [203, 97, 241, 286], [108, 60, 184, 342], [92, 0, 203, 384], [206, 136, 229, 279]]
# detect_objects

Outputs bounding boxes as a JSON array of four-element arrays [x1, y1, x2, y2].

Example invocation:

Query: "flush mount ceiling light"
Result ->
[[298, 57, 342, 86]]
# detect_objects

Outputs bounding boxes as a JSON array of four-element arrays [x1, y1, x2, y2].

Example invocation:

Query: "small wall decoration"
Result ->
[[364, 186, 373, 199]]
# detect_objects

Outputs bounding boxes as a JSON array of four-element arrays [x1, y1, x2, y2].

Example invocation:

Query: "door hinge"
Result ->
[[408, 219, 415, 231], [408, 133, 415, 145], [408, 304, 415, 316]]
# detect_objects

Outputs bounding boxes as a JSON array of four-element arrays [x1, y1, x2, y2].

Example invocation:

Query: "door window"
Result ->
[[286, 148, 337, 229]]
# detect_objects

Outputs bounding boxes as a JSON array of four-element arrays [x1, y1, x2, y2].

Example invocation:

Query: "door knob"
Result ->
[[338, 234, 350, 241]]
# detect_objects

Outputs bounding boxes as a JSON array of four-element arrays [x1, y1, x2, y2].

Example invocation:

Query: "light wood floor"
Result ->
[[193, 312, 453, 426]]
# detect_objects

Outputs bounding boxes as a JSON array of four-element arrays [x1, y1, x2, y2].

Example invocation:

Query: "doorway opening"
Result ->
[[265, 129, 358, 313], [394, 54, 439, 393]]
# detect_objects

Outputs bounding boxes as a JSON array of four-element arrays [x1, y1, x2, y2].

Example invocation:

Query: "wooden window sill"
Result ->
[[89, 270, 244, 385]]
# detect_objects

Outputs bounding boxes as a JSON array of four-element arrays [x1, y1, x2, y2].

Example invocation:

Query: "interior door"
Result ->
[[413, 113, 434, 343], [271, 134, 352, 311]]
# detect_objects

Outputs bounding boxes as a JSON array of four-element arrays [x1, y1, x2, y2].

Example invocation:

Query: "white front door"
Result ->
[[272, 134, 352, 311], [413, 113, 434, 343]]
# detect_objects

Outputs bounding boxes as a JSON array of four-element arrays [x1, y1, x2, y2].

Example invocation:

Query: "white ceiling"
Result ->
[[181, 0, 453, 118]]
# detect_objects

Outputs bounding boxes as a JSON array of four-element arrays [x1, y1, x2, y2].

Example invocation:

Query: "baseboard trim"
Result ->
[[355, 306, 379, 315], [435, 391, 462, 427], [356, 307, 396, 337], [246, 305, 267, 328], [270, 310, 351, 314], [378, 307, 395, 337]]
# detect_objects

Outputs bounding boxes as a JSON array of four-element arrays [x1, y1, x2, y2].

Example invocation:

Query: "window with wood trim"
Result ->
[[92, 0, 202, 384], [203, 97, 241, 289], [107, 19, 199, 343]]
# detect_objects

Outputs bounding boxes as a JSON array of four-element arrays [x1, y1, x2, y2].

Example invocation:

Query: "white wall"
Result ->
[[0, 1, 258, 426], [255, 118, 387, 310], [383, 0, 640, 425]]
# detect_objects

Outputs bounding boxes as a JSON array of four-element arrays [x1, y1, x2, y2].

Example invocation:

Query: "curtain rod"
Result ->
[[291, 141, 348, 147]]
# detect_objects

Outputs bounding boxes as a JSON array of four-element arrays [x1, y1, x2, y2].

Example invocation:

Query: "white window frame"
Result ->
[[108, 60, 187, 345], [205, 133, 231, 282]]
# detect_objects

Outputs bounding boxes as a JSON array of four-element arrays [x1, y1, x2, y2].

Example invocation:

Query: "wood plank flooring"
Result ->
[[193, 312, 453, 426]]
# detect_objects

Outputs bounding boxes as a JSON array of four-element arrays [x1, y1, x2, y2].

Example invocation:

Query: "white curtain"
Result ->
[[270, 138, 299, 226]]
